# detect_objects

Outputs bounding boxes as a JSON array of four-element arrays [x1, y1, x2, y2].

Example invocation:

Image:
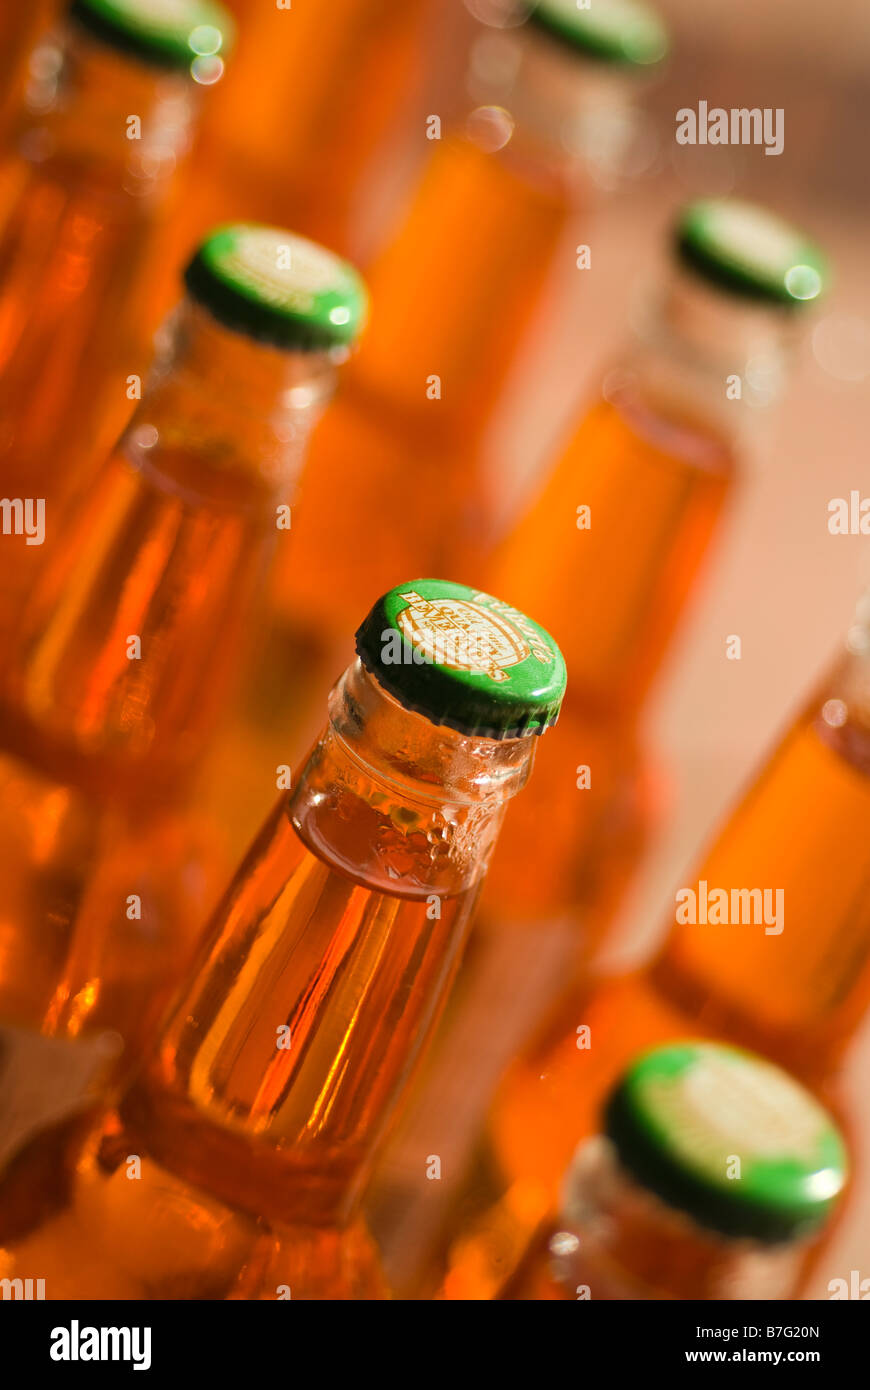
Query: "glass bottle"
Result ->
[[0, 0, 234, 633], [440, 588, 870, 1299], [0, 579, 566, 1297], [271, 0, 670, 648], [365, 201, 828, 1296], [0, 226, 367, 1215], [499, 1042, 848, 1302], [193, 0, 670, 894], [483, 198, 827, 948]]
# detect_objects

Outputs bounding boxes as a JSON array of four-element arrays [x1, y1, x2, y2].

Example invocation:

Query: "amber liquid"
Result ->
[[0, 2, 60, 141], [439, 709, 870, 1299], [2, 764, 484, 1298], [0, 161, 147, 486], [0, 393, 264, 1214], [195, 133, 573, 872], [362, 388, 734, 1294], [0, 315, 334, 1244], [490, 386, 735, 712], [151, 0, 428, 319], [0, 38, 198, 631], [0, 434, 270, 1051], [206, 0, 413, 199], [482, 386, 733, 926], [273, 136, 573, 639], [1, 440, 271, 806], [0, 303, 303, 1040]]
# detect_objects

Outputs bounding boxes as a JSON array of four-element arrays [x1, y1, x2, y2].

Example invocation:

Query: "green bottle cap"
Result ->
[[603, 1042, 848, 1244], [676, 199, 827, 308], [184, 224, 368, 352], [528, 0, 669, 67], [70, 0, 234, 73], [355, 579, 567, 740]]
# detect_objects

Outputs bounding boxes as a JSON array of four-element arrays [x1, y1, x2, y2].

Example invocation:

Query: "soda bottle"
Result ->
[[482, 198, 827, 949], [182, 0, 670, 886], [499, 1042, 848, 1301], [0, 225, 367, 1208], [0, 0, 234, 613], [0, 579, 566, 1298], [365, 200, 827, 1294], [438, 587, 870, 1298], [272, 0, 670, 649]]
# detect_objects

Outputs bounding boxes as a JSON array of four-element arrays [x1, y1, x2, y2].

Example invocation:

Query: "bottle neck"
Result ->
[[3, 306, 336, 800], [552, 1136, 806, 1300], [14, 21, 200, 200], [615, 266, 800, 446], [468, 21, 654, 191], [130, 299, 338, 507], [350, 12, 650, 433], [290, 660, 537, 897], [121, 668, 537, 1227]]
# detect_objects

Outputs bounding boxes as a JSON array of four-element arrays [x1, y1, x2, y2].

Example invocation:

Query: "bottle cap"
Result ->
[[184, 224, 368, 352], [676, 199, 827, 308], [528, 0, 669, 68], [355, 579, 567, 740], [70, 0, 234, 73], [603, 1042, 848, 1243]]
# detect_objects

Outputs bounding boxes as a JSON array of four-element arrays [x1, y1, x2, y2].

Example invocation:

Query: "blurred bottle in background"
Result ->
[[0, 580, 566, 1297], [195, 0, 670, 878], [435, 585, 870, 1298], [0, 0, 234, 630], [482, 199, 827, 953], [153, 0, 436, 291], [365, 199, 828, 1295], [0, 224, 366, 1239], [499, 1043, 848, 1302], [273, 0, 670, 652]]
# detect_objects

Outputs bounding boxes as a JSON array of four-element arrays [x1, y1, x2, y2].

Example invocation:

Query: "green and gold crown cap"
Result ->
[[184, 224, 368, 351], [355, 579, 567, 740], [602, 1042, 848, 1244], [676, 199, 827, 308], [70, 0, 234, 73], [528, 0, 669, 67]]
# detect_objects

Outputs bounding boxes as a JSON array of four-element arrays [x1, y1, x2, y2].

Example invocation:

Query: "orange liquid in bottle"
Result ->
[[0, 301, 333, 1041], [191, 134, 571, 871], [489, 388, 735, 715], [1, 439, 272, 804], [0, 25, 211, 630], [2, 657, 533, 1298], [154, 0, 429, 311], [206, 0, 414, 189], [0, 1, 61, 141], [273, 135, 573, 640], [440, 699, 870, 1299], [361, 387, 735, 1294], [482, 386, 733, 933], [0, 437, 268, 1049], [0, 284, 349, 1242]]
